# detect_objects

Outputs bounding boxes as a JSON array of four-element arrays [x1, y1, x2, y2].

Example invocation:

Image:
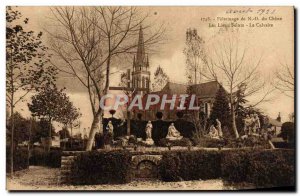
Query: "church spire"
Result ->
[[136, 25, 146, 66]]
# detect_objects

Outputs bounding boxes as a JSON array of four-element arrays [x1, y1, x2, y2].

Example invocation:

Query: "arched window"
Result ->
[[142, 77, 145, 88], [146, 78, 149, 88]]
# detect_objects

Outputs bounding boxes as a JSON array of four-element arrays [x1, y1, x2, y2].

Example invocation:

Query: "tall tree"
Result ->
[[48, 7, 165, 150], [203, 28, 274, 138], [184, 28, 206, 84], [152, 66, 169, 92], [6, 6, 57, 175], [209, 87, 231, 129]]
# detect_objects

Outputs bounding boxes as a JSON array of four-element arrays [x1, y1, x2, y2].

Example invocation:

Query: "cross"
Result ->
[[108, 69, 148, 136]]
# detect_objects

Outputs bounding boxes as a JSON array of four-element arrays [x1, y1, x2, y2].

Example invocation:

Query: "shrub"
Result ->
[[159, 150, 221, 181], [158, 138, 192, 147], [30, 147, 61, 168], [221, 149, 295, 187], [71, 150, 132, 185], [194, 137, 225, 148], [6, 146, 29, 173]]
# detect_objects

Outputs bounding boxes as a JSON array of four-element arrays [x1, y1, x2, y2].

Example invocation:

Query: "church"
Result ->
[[127, 26, 222, 121]]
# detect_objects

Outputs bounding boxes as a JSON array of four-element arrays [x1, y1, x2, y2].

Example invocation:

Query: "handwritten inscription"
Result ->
[[202, 8, 283, 29]]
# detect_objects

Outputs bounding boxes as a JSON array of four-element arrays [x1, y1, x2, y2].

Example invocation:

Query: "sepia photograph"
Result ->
[[5, 5, 295, 191]]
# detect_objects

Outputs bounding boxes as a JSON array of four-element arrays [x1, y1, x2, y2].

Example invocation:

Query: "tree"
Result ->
[[203, 28, 274, 138], [274, 61, 294, 98], [58, 127, 71, 139], [6, 112, 30, 145], [6, 6, 57, 175], [234, 84, 248, 132], [280, 122, 294, 143], [152, 66, 169, 92], [48, 7, 165, 150], [184, 28, 206, 84], [209, 87, 231, 130], [28, 86, 77, 138]]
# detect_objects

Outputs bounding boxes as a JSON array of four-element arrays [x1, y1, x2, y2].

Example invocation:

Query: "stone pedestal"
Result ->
[[143, 138, 154, 145]]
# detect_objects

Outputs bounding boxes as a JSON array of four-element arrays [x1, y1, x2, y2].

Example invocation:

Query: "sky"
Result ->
[[12, 6, 294, 135]]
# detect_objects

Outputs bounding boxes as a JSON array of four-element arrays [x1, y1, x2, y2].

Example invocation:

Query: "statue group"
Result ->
[[143, 121, 183, 145], [102, 120, 184, 148], [243, 113, 261, 135]]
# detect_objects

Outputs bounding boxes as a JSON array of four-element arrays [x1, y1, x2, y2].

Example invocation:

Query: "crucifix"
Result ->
[[108, 69, 148, 136]]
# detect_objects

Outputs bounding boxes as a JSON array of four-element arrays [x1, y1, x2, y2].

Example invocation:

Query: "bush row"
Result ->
[[70, 150, 132, 185], [6, 146, 29, 173], [159, 150, 221, 182], [221, 149, 295, 188], [30, 147, 61, 168], [159, 149, 295, 188]]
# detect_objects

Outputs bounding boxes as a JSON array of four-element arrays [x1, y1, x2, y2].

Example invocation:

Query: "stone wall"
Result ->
[[60, 151, 84, 184], [60, 151, 163, 184]]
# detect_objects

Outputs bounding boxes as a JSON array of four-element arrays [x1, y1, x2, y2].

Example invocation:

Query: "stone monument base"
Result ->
[[143, 138, 154, 145], [166, 136, 183, 141]]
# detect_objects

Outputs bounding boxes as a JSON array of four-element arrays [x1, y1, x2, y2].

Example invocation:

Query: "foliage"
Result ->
[[209, 86, 231, 128], [152, 66, 169, 91], [6, 146, 29, 173], [6, 6, 57, 174], [31, 118, 56, 142], [158, 149, 295, 188], [58, 127, 71, 139], [71, 150, 132, 185], [221, 149, 295, 187], [158, 138, 192, 147], [6, 6, 57, 107], [159, 150, 221, 181], [28, 85, 80, 137], [193, 137, 226, 148], [29, 147, 61, 168], [6, 112, 30, 144], [6, 113, 56, 144], [280, 122, 294, 143]]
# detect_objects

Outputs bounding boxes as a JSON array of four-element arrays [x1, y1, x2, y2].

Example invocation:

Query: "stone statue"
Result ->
[[143, 121, 154, 145], [208, 125, 219, 139], [104, 121, 114, 148], [253, 113, 261, 134], [243, 114, 252, 135], [145, 121, 152, 139], [216, 119, 223, 137], [166, 123, 183, 140], [106, 121, 114, 134]]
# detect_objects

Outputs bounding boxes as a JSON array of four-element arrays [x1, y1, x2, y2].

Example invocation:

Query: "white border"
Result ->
[[0, 0, 298, 195]]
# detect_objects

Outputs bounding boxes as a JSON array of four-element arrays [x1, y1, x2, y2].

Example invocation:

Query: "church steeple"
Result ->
[[131, 25, 151, 95], [136, 25, 146, 68]]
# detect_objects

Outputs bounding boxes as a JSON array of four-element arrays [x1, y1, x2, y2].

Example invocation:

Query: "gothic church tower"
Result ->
[[132, 26, 150, 95]]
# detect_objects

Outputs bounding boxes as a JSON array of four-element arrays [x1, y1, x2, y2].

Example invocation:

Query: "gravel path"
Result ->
[[6, 166, 250, 191]]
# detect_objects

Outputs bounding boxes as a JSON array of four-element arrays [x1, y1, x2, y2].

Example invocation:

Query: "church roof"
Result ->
[[159, 82, 188, 94], [189, 81, 221, 98], [157, 81, 221, 98]]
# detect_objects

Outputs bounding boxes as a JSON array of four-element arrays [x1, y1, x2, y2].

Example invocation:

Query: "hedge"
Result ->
[[30, 147, 61, 168], [159, 149, 295, 188], [158, 138, 192, 147], [71, 150, 132, 185], [159, 150, 221, 181], [221, 149, 295, 187], [6, 146, 29, 173]]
